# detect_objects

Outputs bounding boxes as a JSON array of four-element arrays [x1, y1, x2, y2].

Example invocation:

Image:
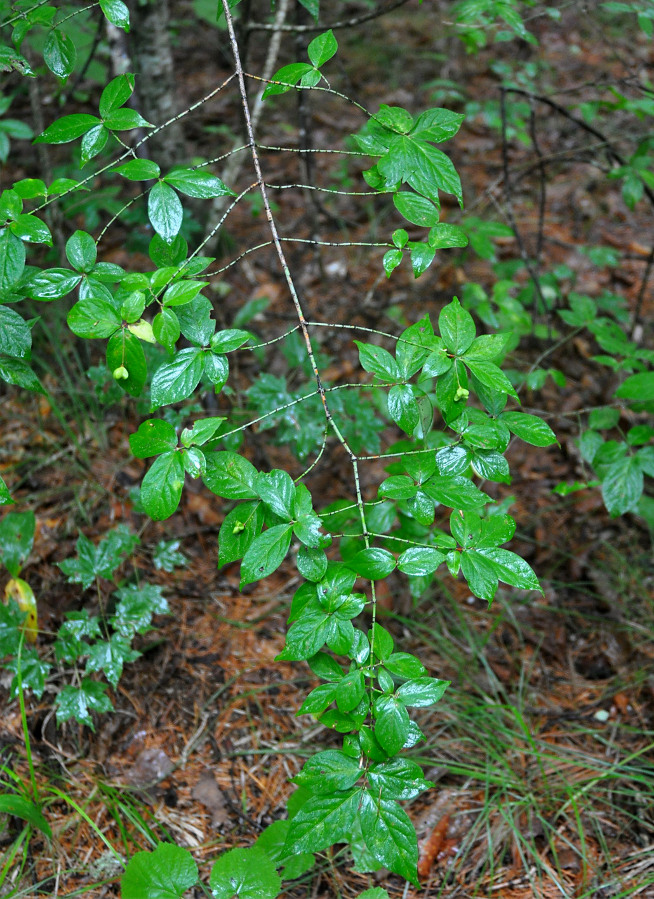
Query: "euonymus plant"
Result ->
[[6, 0, 651, 895]]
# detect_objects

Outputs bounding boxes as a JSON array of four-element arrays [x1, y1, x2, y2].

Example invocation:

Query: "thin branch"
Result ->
[[245, 0, 411, 33]]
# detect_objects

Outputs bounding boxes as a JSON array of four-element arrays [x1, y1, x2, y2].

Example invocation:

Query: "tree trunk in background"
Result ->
[[126, 0, 186, 170]]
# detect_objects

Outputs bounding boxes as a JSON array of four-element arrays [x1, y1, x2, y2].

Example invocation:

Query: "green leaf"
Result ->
[[57, 525, 137, 589], [203, 451, 258, 499], [373, 694, 410, 755], [43, 29, 76, 79], [379, 475, 417, 500], [240, 524, 293, 586], [293, 483, 325, 547], [478, 547, 541, 591], [104, 108, 152, 130], [122, 843, 198, 899], [111, 583, 168, 637], [148, 181, 183, 243], [130, 419, 177, 458], [349, 547, 396, 579], [163, 168, 235, 199], [153, 308, 180, 352], [263, 63, 315, 99], [388, 384, 420, 434], [161, 280, 207, 308], [336, 669, 366, 712], [601, 455, 644, 516], [24, 268, 81, 300], [465, 359, 518, 399], [423, 474, 487, 509], [439, 297, 475, 354], [80, 124, 109, 165], [86, 634, 139, 688], [210, 847, 281, 899], [0, 228, 26, 289], [428, 222, 468, 249], [0, 306, 31, 358], [0, 511, 35, 577], [54, 678, 113, 730], [0, 601, 25, 656], [383, 248, 403, 277], [409, 241, 436, 277], [150, 347, 205, 408], [369, 624, 394, 661], [393, 192, 440, 227], [67, 298, 121, 339], [499, 411, 557, 446], [255, 469, 295, 519], [307, 30, 338, 67], [113, 158, 161, 180], [354, 341, 399, 380], [0, 475, 14, 506], [210, 329, 251, 353], [140, 452, 185, 520], [293, 750, 362, 793], [411, 107, 464, 142], [396, 546, 444, 576], [106, 330, 147, 397], [0, 794, 52, 839], [397, 677, 449, 707], [368, 758, 432, 801], [35, 114, 101, 144], [384, 652, 426, 679], [9, 213, 52, 245], [218, 502, 264, 568], [99, 73, 135, 118], [282, 791, 361, 855], [615, 372, 654, 403], [359, 793, 419, 886], [0, 357, 43, 393], [180, 417, 225, 447]]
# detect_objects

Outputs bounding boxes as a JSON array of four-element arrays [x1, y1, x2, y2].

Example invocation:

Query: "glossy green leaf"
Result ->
[[0, 306, 30, 358], [210, 329, 251, 353], [43, 29, 76, 79], [54, 678, 113, 730], [122, 842, 198, 899], [240, 524, 293, 586], [0, 475, 13, 506], [106, 330, 147, 397], [393, 192, 440, 227], [439, 297, 475, 354], [99, 73, 135, 118], [263, 62, 315, 98], [153, 308, 180, 352], [373, 694, 410, 755], [140, 451, 185, 520], [210, 847, 280, 899], [355, 341, 399, 380], [601, 456, 644, 516], [255, 469, 295, 519], [163, 168, 235, 199], [113, 158, 161, 180], [465, 359, 518, 399], [409, 241, 436, 277], [336, 669, 366, 712], [80, 124, 109, 165], [293, 750, 362, 793], [129, 419, 177, 458], [297, 545, 328, 582], [162, 280, 207, 307], [67, 298, 120, 339], [86, 634, 139, 688], [384, 652, 426, 679], [148, 181, 183, 243], [203, 451, 258, 499], [9, 213, 52, 245], [368, 757, 432, 800], [219, 502, 264, 568], [100, 0, 130, 29], [396, 676, 449, 707], [423, 474, 487, 509], [35, 114, 100, 144], [0, 357, 43, 393], [0, 511, 35, 578], [307, 29, 338, 67], [615, 372, 654, 403], [388, 384, 419, 434], [350, 547, 396, 579], [396, 546, 444, 576], [104, 108, 152, 130], [150, 347, 205, 408], [359, 793, 419, 886], [24, 268, 81, 300], [282, 791, 361, 855]]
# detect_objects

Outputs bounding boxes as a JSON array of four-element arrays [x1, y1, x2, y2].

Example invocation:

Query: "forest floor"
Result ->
[[1, 1, 653, 897]]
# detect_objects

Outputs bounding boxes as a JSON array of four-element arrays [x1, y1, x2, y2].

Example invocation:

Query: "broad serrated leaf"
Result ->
[[358, 793, 419, 886], [122, 843, 198, 899], [54, 679, 113, 730], [86, 634, 139, 688], [282, 791, 361, 855], [210, 847, 281, 899], [293, 750, 362, 793]]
